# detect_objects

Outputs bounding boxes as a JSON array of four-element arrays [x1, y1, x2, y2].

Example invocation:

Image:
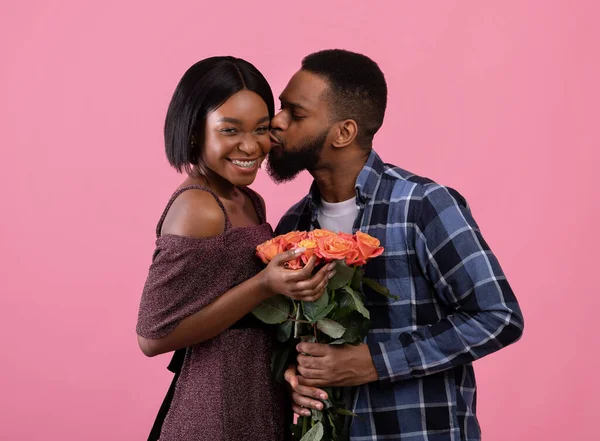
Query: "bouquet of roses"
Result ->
[[252, 229, 391, 441]]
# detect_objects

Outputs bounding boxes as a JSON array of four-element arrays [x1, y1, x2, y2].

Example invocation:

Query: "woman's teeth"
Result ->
[[230, 159, 257, 168]]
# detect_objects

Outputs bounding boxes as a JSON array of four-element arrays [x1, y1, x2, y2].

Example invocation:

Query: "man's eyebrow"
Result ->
[[279, 97, 308, 111]]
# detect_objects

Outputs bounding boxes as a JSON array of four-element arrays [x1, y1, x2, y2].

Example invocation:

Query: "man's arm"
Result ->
[[369, 184, 524, 383], [289, 184, 524, 404]]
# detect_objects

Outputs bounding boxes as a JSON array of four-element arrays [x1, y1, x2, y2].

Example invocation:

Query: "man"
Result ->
[[266, 49, 524, 440]]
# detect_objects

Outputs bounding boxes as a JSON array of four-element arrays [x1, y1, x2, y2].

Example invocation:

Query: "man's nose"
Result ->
[[271, 110, 288, 131]]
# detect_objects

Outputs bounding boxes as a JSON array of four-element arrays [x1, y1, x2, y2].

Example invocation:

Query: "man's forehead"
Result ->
[[280, 70, 328, 106]]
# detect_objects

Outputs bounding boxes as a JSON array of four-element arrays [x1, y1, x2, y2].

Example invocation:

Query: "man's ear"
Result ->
[[331, 119, 358, 148]]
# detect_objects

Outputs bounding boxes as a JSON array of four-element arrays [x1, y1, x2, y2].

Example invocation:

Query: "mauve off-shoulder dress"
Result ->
[[136, 185, 287, 441]]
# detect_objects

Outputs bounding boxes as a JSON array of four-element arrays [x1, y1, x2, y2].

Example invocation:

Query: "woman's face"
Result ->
[[202, 90, 271, 187]]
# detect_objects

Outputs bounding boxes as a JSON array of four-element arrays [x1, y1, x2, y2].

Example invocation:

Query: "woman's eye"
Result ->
[[220, 128, 238, 134], [255, 127, 269, 134]]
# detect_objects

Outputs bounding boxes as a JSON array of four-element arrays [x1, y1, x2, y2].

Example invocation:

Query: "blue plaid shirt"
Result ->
[[276, 150, 524, 441]]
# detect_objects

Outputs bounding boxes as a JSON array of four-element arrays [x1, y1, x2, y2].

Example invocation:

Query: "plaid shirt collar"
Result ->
[[306, 149, 385, 214]]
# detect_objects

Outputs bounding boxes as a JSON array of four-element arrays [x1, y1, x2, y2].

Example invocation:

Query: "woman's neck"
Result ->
[[186, 168, 240, 201]]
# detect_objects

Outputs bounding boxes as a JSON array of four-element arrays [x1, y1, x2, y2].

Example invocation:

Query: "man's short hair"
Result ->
[[301, 49, 387, 149]]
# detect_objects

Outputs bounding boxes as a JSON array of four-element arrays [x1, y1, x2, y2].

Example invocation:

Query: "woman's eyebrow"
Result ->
[[217, 116, 270, 124], [257, 116, 270, 124], [217, 117, 243, 124]]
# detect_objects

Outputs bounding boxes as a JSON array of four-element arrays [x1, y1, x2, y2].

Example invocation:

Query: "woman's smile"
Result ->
[[227, 157, 260, 171]]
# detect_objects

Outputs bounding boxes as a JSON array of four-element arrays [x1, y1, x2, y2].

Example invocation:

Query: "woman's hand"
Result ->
[[260, 249, 336, 302], [284, 363, 329, 417]]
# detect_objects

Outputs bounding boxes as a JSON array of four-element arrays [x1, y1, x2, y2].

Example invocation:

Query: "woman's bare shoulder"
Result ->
[[161, 189, 226, 238]]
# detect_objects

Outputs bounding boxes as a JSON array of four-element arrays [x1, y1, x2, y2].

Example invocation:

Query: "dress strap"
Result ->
[[156, 185, 232, 238]]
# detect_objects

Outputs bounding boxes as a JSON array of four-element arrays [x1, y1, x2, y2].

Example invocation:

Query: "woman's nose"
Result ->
[[238, 134, 259, 155]]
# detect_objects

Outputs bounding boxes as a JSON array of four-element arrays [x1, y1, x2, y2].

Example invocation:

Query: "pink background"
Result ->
[[1, 1, 598, 439]]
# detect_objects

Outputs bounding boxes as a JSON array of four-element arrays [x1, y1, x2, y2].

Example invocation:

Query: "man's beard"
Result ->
[[266, 129, 329, 183]]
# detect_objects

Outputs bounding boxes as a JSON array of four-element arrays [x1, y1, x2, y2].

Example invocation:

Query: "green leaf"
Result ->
[[337, 290, 355, 310], [302, 290, 329, 322], [327, 411, 337, 439], [329, 339, 345, 345], [252, 295, 292, 324], [316, 318, 346, 339], [335, 408, 358, 417], [351, 267, 365, 291], [311, 408, 323, 422], [341, 286, 370, 319], [270, 344, 293, 384], [321, 388, 335, 409], [321, 401, 333, 411], [327, 261, 355, 291], [300, 421, 323, 441], [276, 320, 293, 342], [332, 387, 343, 402], [339, 312, 371, 344], [312, 301, 337, 322], [329, 306, 355, 321], [363, 277, 399, 300], [294, 302, 302, 338], [341, 323, 360, 344]]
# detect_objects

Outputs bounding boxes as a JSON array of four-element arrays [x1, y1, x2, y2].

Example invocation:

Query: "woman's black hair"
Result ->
[[164, 57, 274, 173]]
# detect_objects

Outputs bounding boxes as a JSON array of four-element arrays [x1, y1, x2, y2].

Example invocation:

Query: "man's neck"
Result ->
[[311, 150, 370, 203]]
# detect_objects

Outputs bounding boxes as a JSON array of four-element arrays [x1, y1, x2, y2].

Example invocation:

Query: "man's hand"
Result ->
[[284, 364, 329, 417], [295, 342, 378, 387]]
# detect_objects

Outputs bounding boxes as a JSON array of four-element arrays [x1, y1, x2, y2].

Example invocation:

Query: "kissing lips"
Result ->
[[269, 133, 283, 148]]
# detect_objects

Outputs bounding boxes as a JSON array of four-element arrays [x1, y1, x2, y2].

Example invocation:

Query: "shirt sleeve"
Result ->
[[369, 184, 524, 383]]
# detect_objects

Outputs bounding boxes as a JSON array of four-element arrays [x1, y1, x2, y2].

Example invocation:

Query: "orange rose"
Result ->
[[297, 238, 320, 266], [278, 231, 308, 251], [316, 234, 360, 265], [285, 256, 304, 270], [337, 232, 355, 241], [355, 231, 384, 261], [308, 229, 337, 240], [256, 238, 284, 264], [334, 232, 367, 265]]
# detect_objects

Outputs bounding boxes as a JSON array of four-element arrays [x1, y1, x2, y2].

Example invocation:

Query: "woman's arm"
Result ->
[[137, 190, 334, 357], [138, 254, 330, 356]]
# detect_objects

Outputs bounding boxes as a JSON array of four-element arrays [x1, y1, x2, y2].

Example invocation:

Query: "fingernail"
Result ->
[[316, 403, 323, 410], [303, 410, 310, 416], [328, 263, 336, 270], [320, 393, 327, 400], [328, 271, 336, 279], [294, 247, 306, 255]]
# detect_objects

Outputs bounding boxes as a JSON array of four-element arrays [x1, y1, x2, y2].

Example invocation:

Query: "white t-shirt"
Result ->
[[317, 197, 358, 234]]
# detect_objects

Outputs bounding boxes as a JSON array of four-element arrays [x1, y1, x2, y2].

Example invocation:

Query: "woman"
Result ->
[[136, 57, 335, 441]]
